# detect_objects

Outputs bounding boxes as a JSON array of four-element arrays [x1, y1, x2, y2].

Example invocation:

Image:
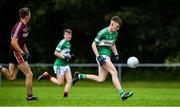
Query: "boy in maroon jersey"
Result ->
[[0, 7, 38, 101]]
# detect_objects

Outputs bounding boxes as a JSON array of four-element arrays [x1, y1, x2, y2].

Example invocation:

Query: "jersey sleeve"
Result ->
[[12, 22, 23, 39], [94, 30, 103, 43], [55, 43, 62, 52], [55, 40, 65, 52]]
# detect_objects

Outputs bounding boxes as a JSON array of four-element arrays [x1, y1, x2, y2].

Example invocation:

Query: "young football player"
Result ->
[[72, 16, 133, 100], [38, 29, 73, 97]]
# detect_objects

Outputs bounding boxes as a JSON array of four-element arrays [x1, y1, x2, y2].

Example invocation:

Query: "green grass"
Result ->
[[0, 80, 180, 106]]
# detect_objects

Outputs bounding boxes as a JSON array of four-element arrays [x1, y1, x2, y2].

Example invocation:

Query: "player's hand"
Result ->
[[114, 55, 119, 63], [26, 53, 31, 59], [22, 52, 31, 61], [64, 54, 71, 62], [97, 56, 106, 66]]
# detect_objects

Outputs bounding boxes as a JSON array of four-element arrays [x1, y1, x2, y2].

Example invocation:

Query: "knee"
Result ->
[[110, 71, 118, 77], [57, 82, 63, 86], [26, 71, 33, 79], [56, 81, 64, 86], [8, 76, 16, 80], [8, 74, 16, 80], [97, 78, 105, 83], [66, 79, 72, 84]]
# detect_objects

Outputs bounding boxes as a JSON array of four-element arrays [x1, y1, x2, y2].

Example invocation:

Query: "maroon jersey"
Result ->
[[10, 20, 29, 52]]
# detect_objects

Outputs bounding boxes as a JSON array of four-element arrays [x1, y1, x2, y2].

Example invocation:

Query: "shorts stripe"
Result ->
[[53, 65, 70, 75], [56, 66, 60, 74], [14, 52, 25, 64]]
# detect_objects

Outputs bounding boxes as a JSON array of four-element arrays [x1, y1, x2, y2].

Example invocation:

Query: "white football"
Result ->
[[127, 56, 139, 68]]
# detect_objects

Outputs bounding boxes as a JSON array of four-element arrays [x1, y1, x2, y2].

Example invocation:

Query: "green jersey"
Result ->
[[94, 27, 118, 56], [54, 39, 71, 66]]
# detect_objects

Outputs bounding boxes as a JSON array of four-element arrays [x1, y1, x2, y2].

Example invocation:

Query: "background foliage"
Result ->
[[0, 0, 180, 63]]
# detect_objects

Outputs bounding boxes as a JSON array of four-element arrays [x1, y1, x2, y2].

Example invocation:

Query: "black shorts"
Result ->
[[9, 51, 26, 65]]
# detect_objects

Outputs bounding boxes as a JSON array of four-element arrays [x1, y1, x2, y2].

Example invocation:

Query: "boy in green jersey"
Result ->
[[73, 16, 133, 100], [38, 29, 73, 97]]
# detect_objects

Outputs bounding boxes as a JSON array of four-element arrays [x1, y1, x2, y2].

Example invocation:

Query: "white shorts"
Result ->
[[53, 65, 70, 75], [96, 55, 110, 65]]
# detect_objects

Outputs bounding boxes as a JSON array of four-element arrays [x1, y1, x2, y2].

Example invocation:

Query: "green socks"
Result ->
[[119, 89, 125, 97], [79, 74, 86, 79]]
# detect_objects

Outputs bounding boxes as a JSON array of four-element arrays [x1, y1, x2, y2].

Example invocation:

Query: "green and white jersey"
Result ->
[[94, 27, 118, 56], [54, 39, 71, 66]]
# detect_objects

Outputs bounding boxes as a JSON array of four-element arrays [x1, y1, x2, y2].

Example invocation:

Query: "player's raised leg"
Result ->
[[86, 66, 108, 82], [72, 71, 80, 85], [38, 71, 50, 81], [8, 63, 19, 80], [38, 71, 65, 86], [73, 66, 108, 85], [0, 65, 11, 79], [0, 64, 19, 80]]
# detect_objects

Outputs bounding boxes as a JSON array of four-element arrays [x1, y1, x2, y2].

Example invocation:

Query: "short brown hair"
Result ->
[[19, 7, 30, 18], [111, 16, 122, 25], [63, 29, 72, 34]]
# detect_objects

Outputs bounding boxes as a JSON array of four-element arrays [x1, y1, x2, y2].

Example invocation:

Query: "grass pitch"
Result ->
[[0, 80, 180, 106]]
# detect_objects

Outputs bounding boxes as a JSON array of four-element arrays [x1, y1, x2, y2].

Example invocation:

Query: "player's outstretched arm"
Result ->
[[91, 42, 99, 57]]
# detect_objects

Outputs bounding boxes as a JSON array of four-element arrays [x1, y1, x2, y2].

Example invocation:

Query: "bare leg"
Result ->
[[8, 63, 19, 80], [64, 70, 72, 92], [103, 59, 122, 90], [0, 63, 19, 80], [38, 67, 65, 85], [85, 65, 108, 82], [1, 63, 38, 100], [72, 64, 108, 86], [18, 62, 33, 96], [0, 65, 10, 79], [62, 70, 72, 97], [52, 74, 64, 85]]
